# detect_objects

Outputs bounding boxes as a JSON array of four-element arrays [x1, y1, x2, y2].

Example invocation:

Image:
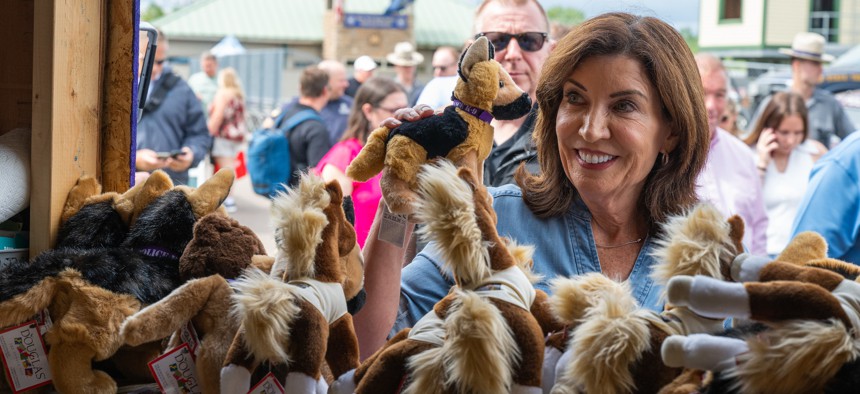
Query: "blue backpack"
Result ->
[[247, 108, 322, 198]]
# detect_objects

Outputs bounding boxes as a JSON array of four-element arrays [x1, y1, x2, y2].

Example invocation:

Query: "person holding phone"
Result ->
[[136, 30, 212, 186], [745, 91, 827, 257]]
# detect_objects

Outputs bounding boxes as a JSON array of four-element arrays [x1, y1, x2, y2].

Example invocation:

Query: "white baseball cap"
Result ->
[[354, 56, 378, 72]]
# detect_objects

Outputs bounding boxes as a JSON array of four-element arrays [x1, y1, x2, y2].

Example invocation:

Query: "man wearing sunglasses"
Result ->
[[351, 0, 556, 363], [474, 0, 555, 187]]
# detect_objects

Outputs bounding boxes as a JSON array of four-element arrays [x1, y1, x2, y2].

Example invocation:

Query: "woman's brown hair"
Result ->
[[340, 77, 405, 143], [517, 12, 709, 230], [744, 91, 808, 147]]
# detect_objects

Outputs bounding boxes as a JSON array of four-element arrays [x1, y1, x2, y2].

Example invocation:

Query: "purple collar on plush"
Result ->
[[452, 99, 494, 124], [138, 246, 180, 260]]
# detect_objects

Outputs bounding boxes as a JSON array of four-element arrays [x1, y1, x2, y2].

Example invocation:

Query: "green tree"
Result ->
[[546, 6, 585, 27], [141, 3, 164, 22]]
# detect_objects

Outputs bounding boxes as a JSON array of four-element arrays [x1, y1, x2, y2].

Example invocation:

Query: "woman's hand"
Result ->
[[379, 104, 436, 129], [755, 128, 778, 169]]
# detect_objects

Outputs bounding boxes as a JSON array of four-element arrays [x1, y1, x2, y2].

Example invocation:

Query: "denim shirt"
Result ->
[[391, 184, 664, 336]]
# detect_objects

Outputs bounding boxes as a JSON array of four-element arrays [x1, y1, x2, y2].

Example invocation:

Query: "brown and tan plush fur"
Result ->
[[672, 232, 860, 394], [119, 214, 268, 394], [220, 173, 363, 393], [55, 173, 167, 251], [353, 161, 545, 393], [548, 203, 742, 394], [724, 319, 857, 394], [346, 36, 530, 215], [0, 170, 233, 394]]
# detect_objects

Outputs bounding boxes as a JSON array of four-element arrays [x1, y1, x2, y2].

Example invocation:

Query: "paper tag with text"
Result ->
[[148, 344, 202, 394], [0, 321, 52, 393], [378, 203, 407, 247], [179, 321, 200, 356], [247, 372, 285, 394], [29, 310, 52, 336]]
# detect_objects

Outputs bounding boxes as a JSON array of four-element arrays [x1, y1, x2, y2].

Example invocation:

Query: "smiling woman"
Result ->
[[520, 12, 709, 283], [388, 11, 708, 334], [349, 12, 710, 393]]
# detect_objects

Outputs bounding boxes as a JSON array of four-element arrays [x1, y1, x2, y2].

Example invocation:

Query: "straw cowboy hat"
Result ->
[[386, 42, 424, 67], [779, 32, 834, 62]]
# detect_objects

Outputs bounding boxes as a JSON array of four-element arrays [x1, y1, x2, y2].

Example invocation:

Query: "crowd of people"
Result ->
[[135, 0, 860, 363]]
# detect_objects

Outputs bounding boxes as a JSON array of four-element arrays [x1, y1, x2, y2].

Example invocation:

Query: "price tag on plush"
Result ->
[[179, 321, 200, 356], [148, 344, 202, 394], [378, 203, 408, 247], [0, 321, 52, 393], [247, 372, 285, 394], [29, 310, 52, 336]]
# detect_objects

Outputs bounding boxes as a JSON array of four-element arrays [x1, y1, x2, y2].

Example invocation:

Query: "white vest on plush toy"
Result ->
[[408, 266, 535, 345], [289, 278, 347, 324]]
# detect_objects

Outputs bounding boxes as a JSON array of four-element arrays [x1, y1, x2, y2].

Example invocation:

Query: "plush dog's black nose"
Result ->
[[347, 288, 367, 314], [492, 93, 532, 120]]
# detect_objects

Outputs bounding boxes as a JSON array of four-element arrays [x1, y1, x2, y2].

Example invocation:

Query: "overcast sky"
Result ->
[[539, 0, 700, 33]]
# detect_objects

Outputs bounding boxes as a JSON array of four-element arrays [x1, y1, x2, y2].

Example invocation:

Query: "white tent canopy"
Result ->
[[210, 35, 246, 57]]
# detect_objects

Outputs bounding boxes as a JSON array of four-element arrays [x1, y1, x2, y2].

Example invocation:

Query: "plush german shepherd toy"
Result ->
[[0, 173, 162, 392], [54, 174, 152, 249], [346, 36, 532, 215], [220, 173, 364, 394], [0, 169, 233, 394]]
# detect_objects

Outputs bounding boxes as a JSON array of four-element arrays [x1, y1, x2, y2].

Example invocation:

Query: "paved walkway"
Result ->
[[226, 174, 277, 256]]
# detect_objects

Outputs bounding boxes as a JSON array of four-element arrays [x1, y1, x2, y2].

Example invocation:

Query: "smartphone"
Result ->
[[156, 150, 184, 159]]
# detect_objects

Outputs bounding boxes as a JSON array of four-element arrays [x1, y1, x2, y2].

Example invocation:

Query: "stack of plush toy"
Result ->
[[0, 168, 269, 393], [4, 33, 858, 394]]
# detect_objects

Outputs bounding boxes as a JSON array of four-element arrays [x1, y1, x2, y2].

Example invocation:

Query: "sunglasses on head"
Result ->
[[475, 32, 548, 52]]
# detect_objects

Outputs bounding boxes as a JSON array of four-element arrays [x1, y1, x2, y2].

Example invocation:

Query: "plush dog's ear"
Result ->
[[456, 166, 479, 191], [459, 36, 491, 82], [777, 231, 828, 265], [61, 175, 102, 224], [130, 170, 173, 225], [187, 168, 234, 219], [112, 178, 146, 225], [727, 215, 745, 255]]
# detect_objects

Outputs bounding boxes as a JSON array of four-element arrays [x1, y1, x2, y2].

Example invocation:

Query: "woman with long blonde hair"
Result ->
[[207, 67, 246, 211]]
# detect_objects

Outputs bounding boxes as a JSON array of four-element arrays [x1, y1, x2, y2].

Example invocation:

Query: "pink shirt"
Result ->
[[315, 138, 382, 248], [696, 128, 769, 255]]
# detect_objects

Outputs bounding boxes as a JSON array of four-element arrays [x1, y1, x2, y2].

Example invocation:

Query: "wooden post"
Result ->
[[101, 0, 134, 193], [30, 0, 106, 256]]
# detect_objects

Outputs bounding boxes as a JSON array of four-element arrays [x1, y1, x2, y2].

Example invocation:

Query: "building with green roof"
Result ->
[[153, 0, 475, 65]]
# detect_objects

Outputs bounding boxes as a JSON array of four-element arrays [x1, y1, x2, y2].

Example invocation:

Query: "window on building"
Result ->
[[721, 0, 742, 21], [811, 0, 838, 42]]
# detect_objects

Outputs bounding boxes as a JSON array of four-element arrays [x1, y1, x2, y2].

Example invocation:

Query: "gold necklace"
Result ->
[[595, 238, 643, 249]]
